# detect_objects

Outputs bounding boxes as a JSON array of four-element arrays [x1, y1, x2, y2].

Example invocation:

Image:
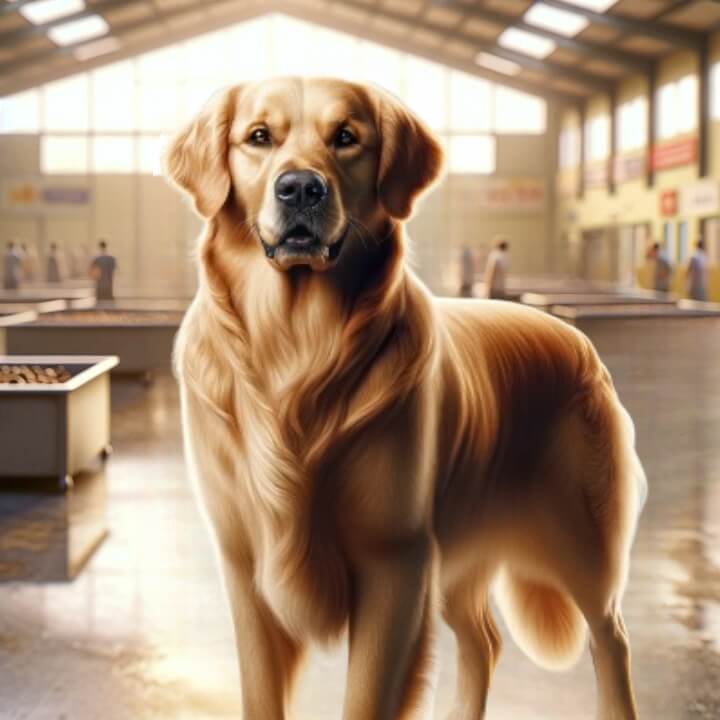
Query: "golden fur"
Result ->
[[166, 77, 646, 720]]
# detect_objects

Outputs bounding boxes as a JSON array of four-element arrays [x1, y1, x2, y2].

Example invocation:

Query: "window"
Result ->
[[41, 136, 89, 173], [91, 61, 135, 131], [0, 90, 40, 133], [138, 135, 165, 174], [657, 75, 697, 140], [405, 57, 446, 130], [91, 135, 134, 172], [448, 135, 495, 174], [494, 86, 546, 133], [44, 74, 89, 131], [1, 13, 543, 176], [559, 126, 580, 168], [616, 96, 647, 152], [450, 71, 492, 132], [584, 114, 609, 161], [711, 63, 720, 120]]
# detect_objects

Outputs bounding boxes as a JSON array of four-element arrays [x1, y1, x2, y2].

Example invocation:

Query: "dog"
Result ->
[[166, 77, 646, 720]]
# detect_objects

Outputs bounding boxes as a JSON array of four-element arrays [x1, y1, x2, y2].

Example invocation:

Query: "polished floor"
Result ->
[[1, 327, 719, 719]]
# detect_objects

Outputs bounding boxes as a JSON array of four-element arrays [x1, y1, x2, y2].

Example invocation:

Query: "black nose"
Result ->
[[275, 170, 328, 210]]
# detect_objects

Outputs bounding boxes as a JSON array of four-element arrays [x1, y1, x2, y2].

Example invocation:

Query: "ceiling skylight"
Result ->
[[475, 52, 521, 76], [524, 3, 589, 37], [73, 36, 121, 61], [560, 0, 618, 11], [19, 0, 84, 25], [48, 14, 108, 46], [498, 27, 557, 59]]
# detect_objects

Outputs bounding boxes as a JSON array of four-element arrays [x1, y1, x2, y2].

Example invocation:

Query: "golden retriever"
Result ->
[[166, 77, 646, 720]]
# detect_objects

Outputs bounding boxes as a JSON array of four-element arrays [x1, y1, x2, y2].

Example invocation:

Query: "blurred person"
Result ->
[[20, 242, 39, 282], [646, 242, 672, 292], [686, 238, 709, 301], [458, 245, 475, 297], [2, 241, 22, 290], [90, 239, 117, 300], [484, 236, 510, 300], [46, 243, 62, 283]]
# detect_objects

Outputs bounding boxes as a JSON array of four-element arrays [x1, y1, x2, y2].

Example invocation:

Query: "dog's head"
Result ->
[[166, 77, 443, 271]]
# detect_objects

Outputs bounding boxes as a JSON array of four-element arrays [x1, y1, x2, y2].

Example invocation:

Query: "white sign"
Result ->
[[680, 178, 720, 217]]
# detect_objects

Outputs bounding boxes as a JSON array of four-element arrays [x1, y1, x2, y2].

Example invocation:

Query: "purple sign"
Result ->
[[41, 187, 91, 205]]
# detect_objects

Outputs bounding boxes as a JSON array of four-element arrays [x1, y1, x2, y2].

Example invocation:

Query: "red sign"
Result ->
[[652, 137, 697, 171], [659, 189, 678, 216]]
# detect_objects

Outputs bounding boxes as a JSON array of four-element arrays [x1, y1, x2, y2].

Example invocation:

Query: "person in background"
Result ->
[[3, 241, 23, 290], [484, 237, 510, 300], [458, 245, 475, 297], [47, 243, 62, 283], [686, 238, 709, 301], [90, 239, 117, 300], [647, 242, 673, 292], [21, 243, 39, 283]]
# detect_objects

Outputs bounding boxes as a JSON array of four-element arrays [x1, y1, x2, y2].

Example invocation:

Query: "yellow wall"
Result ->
[[556, 37, 720, 301]]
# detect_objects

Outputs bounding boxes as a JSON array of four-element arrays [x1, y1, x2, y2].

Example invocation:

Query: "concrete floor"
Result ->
[[1, 331, 719, 719]]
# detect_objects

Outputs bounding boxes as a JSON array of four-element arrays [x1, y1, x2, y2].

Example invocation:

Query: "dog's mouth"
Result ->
[[261, 224, 347, 269]]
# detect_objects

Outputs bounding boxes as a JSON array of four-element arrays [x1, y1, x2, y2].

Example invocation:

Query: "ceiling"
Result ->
[[0, 0, 719, 102]]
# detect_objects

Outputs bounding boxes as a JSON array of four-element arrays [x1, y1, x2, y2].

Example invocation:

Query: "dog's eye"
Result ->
[[248, 128, 271, 147], [334, 128, 358, 148]]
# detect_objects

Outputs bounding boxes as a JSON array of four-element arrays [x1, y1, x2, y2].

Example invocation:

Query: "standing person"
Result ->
[[90, 239, 117, 300], [458, 245, 475, 298], [686, 239, 709, 301], [647, 242, 673, 292], [2, 241, 23, 290], [484, 237, 510, 300], [46, 243, 62, 283], [21, 243, 39, 283]]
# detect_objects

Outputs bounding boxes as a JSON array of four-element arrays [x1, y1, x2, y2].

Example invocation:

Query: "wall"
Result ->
[[0, 117, 559, 298], [556, 37, 720, 301]]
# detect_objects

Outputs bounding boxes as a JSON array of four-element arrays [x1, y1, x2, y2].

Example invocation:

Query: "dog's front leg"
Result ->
[[221, 559, 303, 720], [343, 536, 436, 720]]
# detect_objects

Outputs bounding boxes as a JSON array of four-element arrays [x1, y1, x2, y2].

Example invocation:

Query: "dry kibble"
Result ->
[[0, 365, 72, 385]]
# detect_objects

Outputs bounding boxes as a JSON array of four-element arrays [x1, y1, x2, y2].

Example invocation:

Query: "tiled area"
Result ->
[[1, 336, 719, 719]]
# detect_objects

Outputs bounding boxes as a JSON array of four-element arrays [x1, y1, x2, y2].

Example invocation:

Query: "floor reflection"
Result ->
[[0, 329, 719, 718]]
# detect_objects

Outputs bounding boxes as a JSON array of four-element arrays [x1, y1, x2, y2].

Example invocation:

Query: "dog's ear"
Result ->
[[376, 90, 444, 220], [164, 86, 239, 218]]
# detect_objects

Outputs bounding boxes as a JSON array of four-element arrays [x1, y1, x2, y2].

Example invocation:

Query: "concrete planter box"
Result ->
[[0, 355, 117, 489], [5, 309, 183, 375]]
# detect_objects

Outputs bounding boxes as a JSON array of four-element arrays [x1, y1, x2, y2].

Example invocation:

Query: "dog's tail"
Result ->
[[494, 569, 586, 671]]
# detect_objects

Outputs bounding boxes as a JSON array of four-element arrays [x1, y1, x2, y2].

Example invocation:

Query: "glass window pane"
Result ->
[[41, 136, 89, 173], [676, 74, 697, 134], [138, 135, 165, 174], [138, 82, 180, 131], [91, 135, 134, 172], [712, 63, 720, 120], [448, 135, 495, 174], [137, 45, 183, 83], [0, 90, 40, 133], [617, 96, 646, 152], [657, 83, 675, 140], [184, 29, 231, 81], [405, 57, 446, 130], [494, 86, 546, 133], [360, 41, 403, 97], [314, 27, 361, 81], [271, 16, 325, 77], [227, 17, 272, 82], [91, 60, 135, 131], [43, 73, 89, 131], [449, 71, 491, 132]]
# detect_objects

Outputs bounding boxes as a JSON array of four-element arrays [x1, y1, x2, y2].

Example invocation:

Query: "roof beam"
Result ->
[[0, 0, 611, 96], [541, 0, 704, 49], [434, 0, 652, 74], [0, 0, 145, 47], [0, 0, 575, 103], [332, 0, 614, 94]]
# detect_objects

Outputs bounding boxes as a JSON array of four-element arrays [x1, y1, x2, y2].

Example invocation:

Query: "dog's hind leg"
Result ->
[[442, 569, 501, 720]]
